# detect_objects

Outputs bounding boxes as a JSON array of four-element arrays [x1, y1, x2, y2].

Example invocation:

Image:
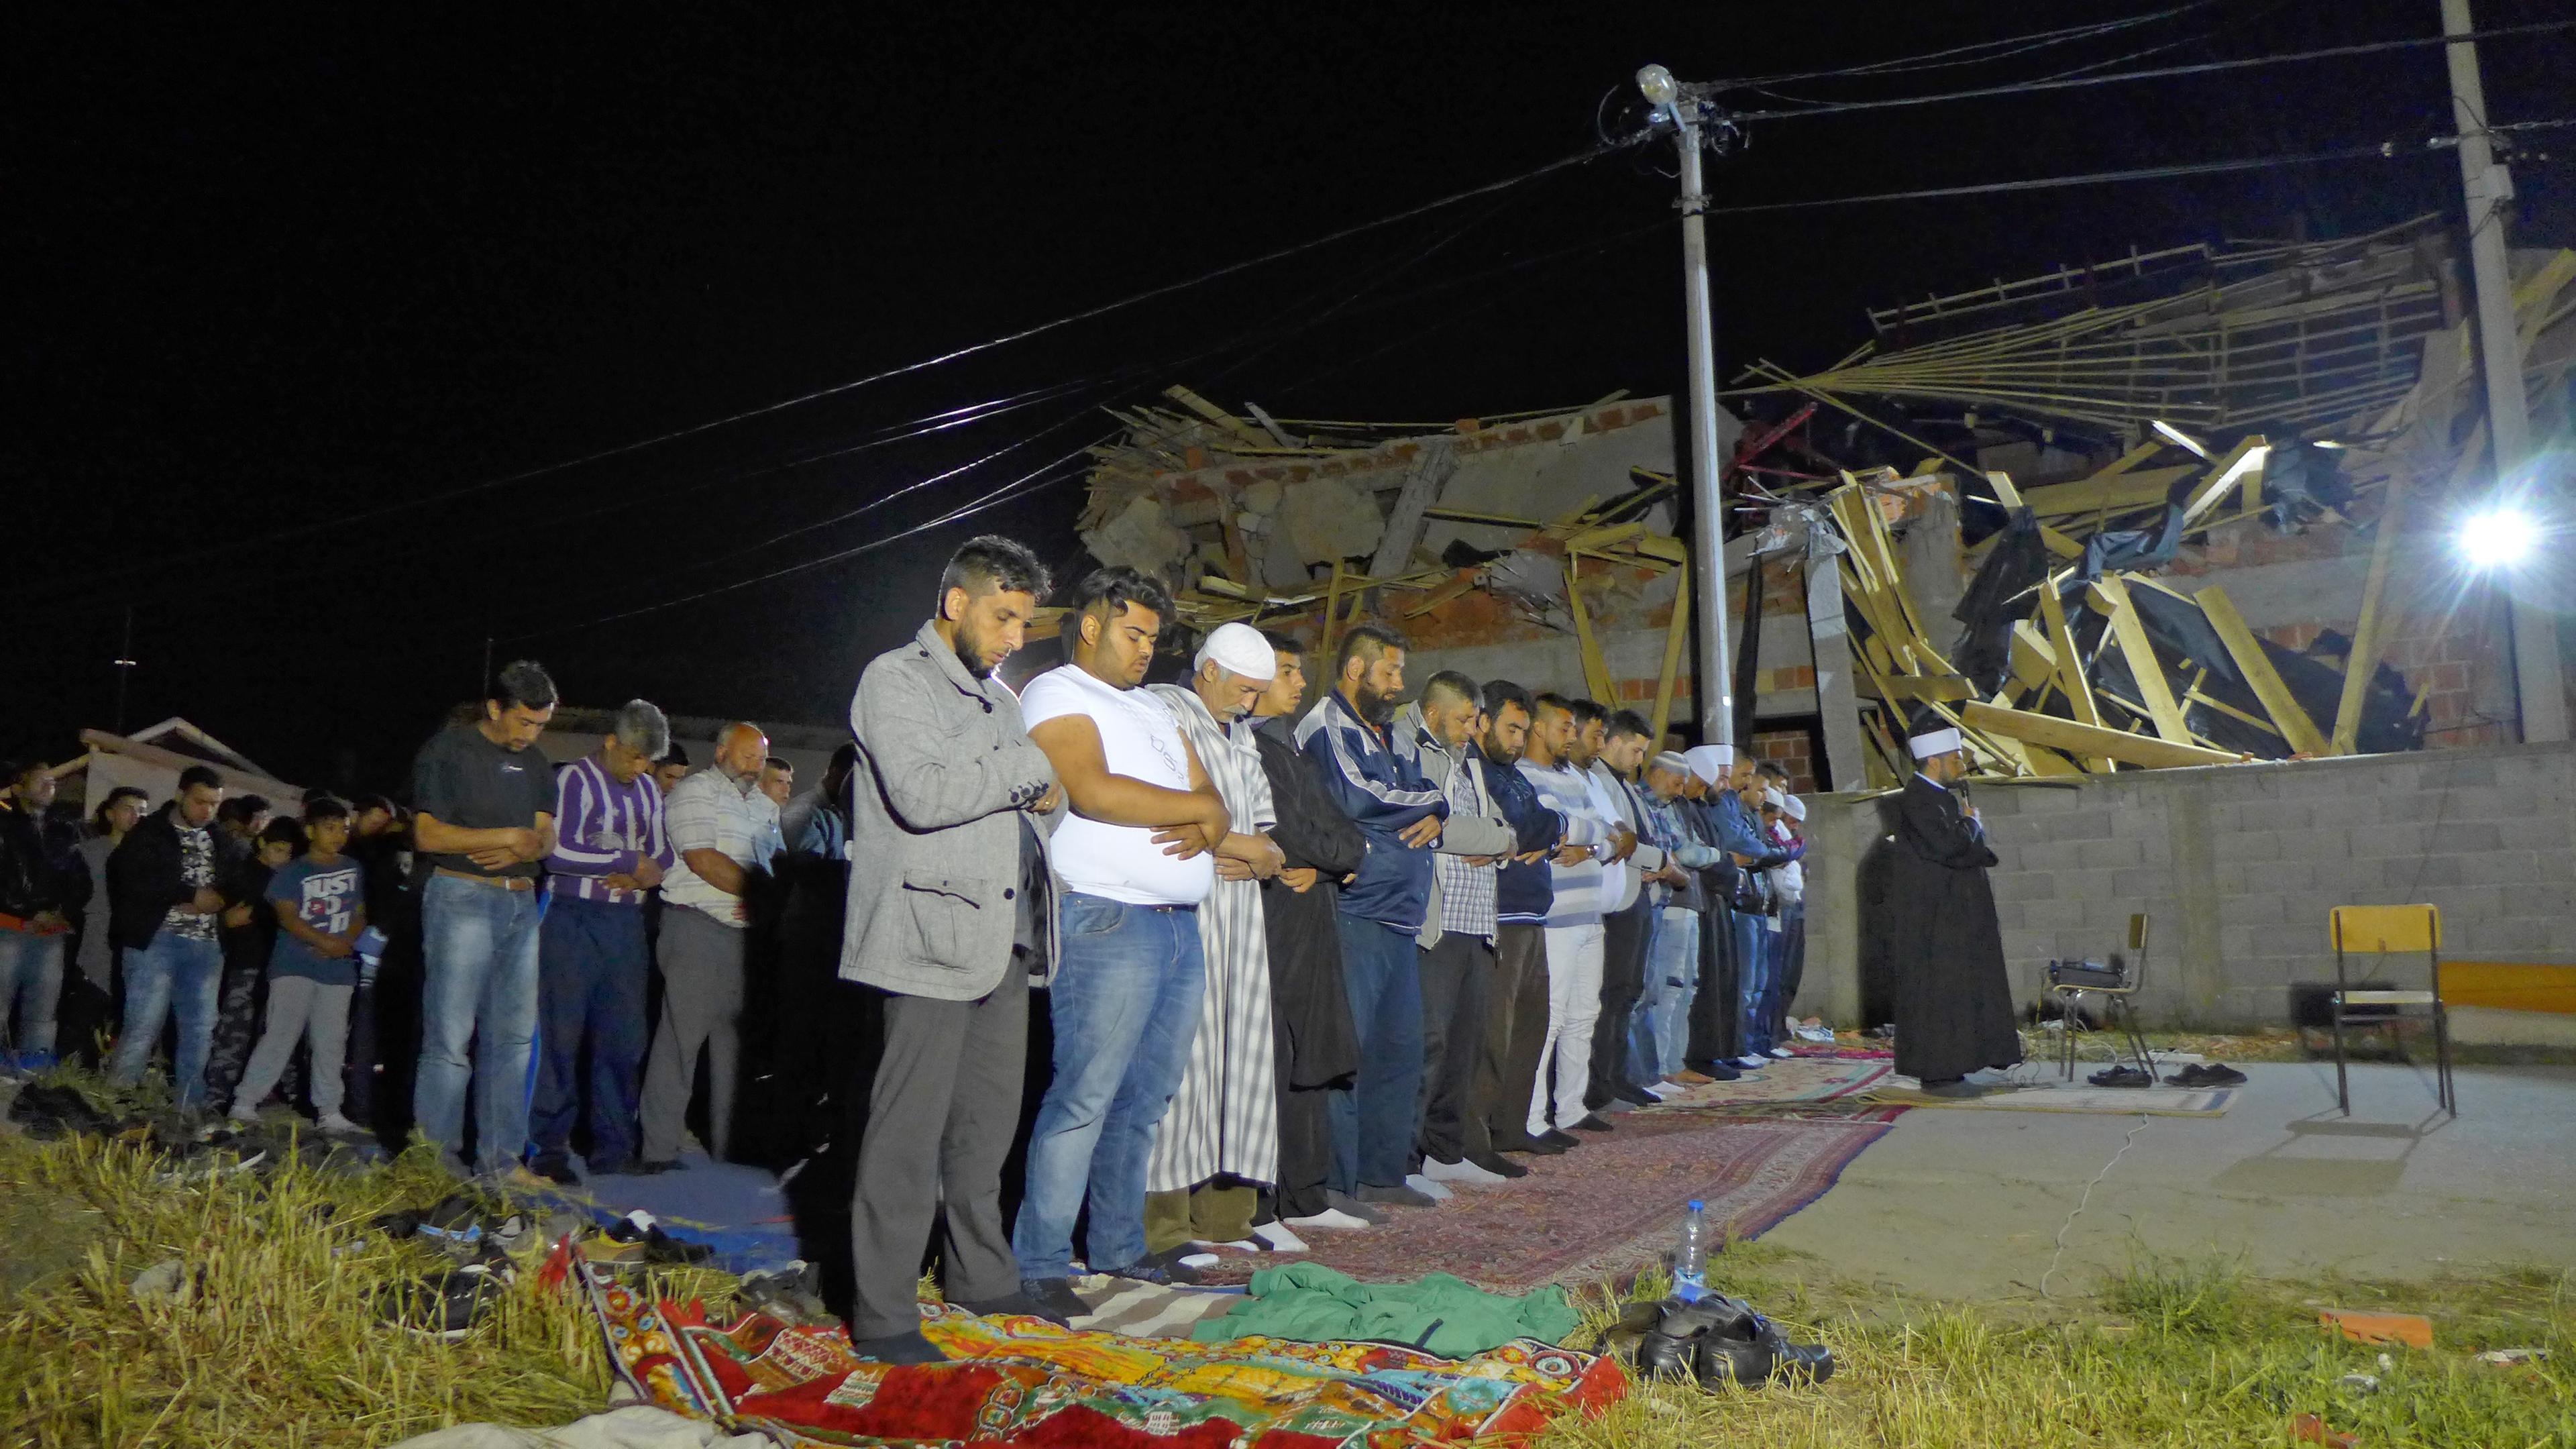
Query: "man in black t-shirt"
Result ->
[[409, 660, 560, 1179]]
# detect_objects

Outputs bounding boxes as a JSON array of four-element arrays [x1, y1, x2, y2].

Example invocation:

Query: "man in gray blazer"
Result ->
[[841, 535, 1064, 1364]]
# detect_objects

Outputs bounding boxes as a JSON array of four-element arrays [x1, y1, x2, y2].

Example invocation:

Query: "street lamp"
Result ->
[[2457, 505, 2538, 570]]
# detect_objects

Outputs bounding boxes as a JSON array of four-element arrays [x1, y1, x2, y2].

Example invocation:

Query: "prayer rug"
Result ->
[[577, 1263, 1626, 1448], [1870, 1081, 2237, 1116], [1069, 1277, 1245, 1340], [1641, 1054, 1893, 1111], [1205, 1114, 1896, 1295]]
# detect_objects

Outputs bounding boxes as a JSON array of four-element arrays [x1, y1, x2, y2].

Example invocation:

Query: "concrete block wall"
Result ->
[[1796, 740, 2576, 1030]]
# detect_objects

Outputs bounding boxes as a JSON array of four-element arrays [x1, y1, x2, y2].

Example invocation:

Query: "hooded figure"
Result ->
[[1885, 721, 2021, 1087]]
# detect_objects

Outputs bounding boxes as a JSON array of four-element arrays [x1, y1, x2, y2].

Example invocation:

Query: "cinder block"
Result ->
[[2459, 916, 2553, 955], [2306, 795, 2392, 829], [2212, 830, 2284, 863], [2387, 855, 2468, 890], [2496, 816, 2574, 853], [2218, 894, 2288, 926], [2078, 837, 2145, 870], [1993, 871, 2056, 902], [2424, 757, 2499, 788], [2351, 822, 2440, 859], [2021, 900, 2084, 930], [2430, 821, 2504, 853], [2273, 827, 2353, 862]]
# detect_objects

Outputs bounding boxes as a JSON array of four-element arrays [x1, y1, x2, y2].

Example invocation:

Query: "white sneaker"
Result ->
[[1251, 1222, 1310, 1252], [1733, 1055, 1769, 1070], [1766, 1046, 1796, 1059], [1651, 1081, 1690, 1097], [1178, 1252, 1220, 1269], [227, 1106, 260, 1125], [1282, 1208, 1372, 1232], [1402, 1173, 1454, 1201], [1423, 1156, 1505, 1185], [315, 1112, 363, 1135]]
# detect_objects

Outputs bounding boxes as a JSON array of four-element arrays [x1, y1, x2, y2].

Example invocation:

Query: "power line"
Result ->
[[1712, 3, 2219, 91], [1724, 19, 2576, 121], [113, 133, 1648, 576]]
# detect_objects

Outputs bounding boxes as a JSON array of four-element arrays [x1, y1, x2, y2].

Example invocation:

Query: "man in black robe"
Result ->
[[1887, 724, 2022, 1092], [1246, 633, 1367, 1236]]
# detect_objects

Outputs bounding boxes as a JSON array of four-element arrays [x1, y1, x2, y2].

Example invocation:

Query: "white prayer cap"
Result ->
[[1650, 751, 1690, 773], [1782, 794, 1807, 822], [1762, 787, 1786, 810], [1908, 725, 1964, 760], [1683, 744, 1732, 784], [1195, 622, 1276, 682]]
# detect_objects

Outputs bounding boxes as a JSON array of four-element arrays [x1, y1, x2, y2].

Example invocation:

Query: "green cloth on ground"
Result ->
[[1191, 1263, 1580, 1358]]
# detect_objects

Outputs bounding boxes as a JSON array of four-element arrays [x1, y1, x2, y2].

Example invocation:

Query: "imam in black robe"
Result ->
[[1886, 773, 2023, 1083], [1252, 714, 1366, 1220]]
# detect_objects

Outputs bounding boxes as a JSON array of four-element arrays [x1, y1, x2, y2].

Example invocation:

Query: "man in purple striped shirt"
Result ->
[[528, 699, 676, 1184]]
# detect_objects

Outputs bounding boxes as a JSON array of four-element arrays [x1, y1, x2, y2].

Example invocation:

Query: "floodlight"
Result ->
[[1637, 64, 1678, 107], [2457, 506, 2537, 569]]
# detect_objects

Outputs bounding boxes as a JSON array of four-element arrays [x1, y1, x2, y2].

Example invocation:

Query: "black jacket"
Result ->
[[105, 804, 243, 953], [1254, 715, 1366, 1091], [0, 802, 85, 920]]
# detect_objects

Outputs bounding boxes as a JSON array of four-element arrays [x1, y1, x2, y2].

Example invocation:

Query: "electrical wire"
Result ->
[[1709, 3, 2220, 92], [1725, 19, 2576, 121], [103, 132, 1650, 576]]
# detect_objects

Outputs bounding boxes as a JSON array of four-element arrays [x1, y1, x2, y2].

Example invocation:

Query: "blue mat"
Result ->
[[537, 1148, 804, 1275]]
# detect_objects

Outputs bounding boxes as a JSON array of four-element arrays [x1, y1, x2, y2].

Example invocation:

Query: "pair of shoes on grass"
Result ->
[[1626, 1293, 1835, 1391]]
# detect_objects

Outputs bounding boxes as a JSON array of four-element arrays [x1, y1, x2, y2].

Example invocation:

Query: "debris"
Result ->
[[2337, 1372, 2380, 1394], [2292, 1411, 2361, 1448], [2317, 1308, 2433, 1350], [2474, 1346, 2548, 1366], [128, 1258, 191, 1307]]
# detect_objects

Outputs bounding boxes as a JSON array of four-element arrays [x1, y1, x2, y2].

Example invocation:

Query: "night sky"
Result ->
[[11, 3, 2570, 794]]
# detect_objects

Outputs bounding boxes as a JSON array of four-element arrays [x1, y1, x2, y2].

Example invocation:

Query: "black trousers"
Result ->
[[1772, 902, 1807, 1041], [1273, 1011, 1334, 1220], [1413, 932, 1493, 1166], [1686, 905, 1742, 1071], [1587, 902, 1651, 1108], [849, 982, 1026, 1340], [1469, 924, 1551, 1154]]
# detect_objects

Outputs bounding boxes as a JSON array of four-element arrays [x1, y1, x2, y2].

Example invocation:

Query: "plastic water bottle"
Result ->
[[1673, 1200, 1709, 1301]]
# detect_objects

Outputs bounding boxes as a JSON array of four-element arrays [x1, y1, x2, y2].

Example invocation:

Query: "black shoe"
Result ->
[[1612, 1083, 1660, 1108], [1101, 1259, 1195, 1287], [852, 1328, 948, 1364], [1357, 1181, 1438, 1209], [1324, 1189, 1390, 1225], [1468, 1150, 1529, 1179], [1570, 1114, 1616, 1133], [1019, 1277, 1091, 1324], [1539, 1128, 1582, 1149], [1496, 1134, 1565, 1157], [525, 1154, 581, 1187], [2170, 1061, 2245, 1087], [378, 1264, 507, 1339], [740, 1263, 833, 1326], [2088, 1065, 2153, 1088], [956, 1288, 1072, 1328], [606, 1212, 714, 1265], [1686, 1060, 1743, 1082]]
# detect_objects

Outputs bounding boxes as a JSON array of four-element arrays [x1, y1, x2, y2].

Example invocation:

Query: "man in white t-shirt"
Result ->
[[1010, 566, 1234, 1318]]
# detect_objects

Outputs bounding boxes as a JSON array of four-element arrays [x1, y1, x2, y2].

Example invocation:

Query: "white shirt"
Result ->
[[660, 765, 781, 928], [1582, 764, 1638, 914], [1021, 664, 1215, 908]]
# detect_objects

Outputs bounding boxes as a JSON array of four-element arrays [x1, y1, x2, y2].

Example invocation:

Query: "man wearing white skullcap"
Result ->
[[1140, 623, 1289, 1257], [1884, 715, 2019, 1093]]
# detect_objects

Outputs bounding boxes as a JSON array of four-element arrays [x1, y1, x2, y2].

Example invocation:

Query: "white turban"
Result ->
[[1908, 726, 1964, 759], [1195, 622, 1276, 682], [1682, 744, 1732, 784], [1782, 794, 1807, 822]]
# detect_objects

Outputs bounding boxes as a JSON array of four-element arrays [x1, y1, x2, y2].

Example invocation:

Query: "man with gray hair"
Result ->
[[528, 699, 675, 1183]]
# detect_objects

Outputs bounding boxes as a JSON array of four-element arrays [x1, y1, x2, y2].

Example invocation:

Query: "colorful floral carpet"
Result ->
[[578, 1264, 1625, 1448], [1201, 1112, 1899, 1295], [1639, 1053, 1894, 1112]]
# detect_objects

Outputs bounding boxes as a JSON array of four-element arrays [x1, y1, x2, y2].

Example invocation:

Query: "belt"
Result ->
[[434, 866, 537, 893]]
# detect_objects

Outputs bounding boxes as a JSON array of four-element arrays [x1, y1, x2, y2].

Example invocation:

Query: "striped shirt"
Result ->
[[1517, 759, 1609, 926], [660, 765, 781, 928], [1432, 743, 1499, 941], [545, 755, 675, 906]]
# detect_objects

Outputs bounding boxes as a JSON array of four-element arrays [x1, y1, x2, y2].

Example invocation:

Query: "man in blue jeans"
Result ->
[[1013, 568, 1233, 1317], [409, 660, 560, 1179], [106, 765, 234, 1105], [1295, 625, 1448, 1215]]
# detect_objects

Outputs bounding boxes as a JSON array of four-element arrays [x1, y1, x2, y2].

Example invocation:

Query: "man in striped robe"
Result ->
[[1141, 623, 1287, 1263]]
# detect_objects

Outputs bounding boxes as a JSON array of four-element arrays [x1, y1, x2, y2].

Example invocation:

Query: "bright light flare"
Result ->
[[1636, 64, 1678, 107], [2457, 506, 2538, 569]]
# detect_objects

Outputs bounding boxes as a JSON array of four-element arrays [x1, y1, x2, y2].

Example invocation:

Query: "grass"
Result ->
[[5, 1074, 2569, 1448], [1543, 1241, 2575, 1449]]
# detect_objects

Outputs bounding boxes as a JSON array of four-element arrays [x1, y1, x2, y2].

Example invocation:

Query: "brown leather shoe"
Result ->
[[1672, 1070, 1715, 1085]]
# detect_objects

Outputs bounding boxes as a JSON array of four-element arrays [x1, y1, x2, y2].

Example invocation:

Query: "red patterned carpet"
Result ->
[[1205, 1110, 1902, 1295]]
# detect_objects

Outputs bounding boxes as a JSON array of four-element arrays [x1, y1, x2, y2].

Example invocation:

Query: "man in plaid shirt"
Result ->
[[1391, 672, 1521, 1191]]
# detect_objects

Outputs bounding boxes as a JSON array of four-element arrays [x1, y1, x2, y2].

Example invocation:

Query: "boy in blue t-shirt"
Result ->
[[229, 796, 369, 1132]]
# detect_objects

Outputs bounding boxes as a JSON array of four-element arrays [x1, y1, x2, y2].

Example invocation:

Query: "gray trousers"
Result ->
[[234, 975, 352, 1116], [639, 906, 747, 1163], [851, 981, 1027, 1339]]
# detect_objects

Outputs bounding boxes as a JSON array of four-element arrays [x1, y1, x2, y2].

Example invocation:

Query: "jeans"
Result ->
[[1529, 922, 1605, 1135], [1735, 908, 1774, 1057], [1012, 894, 1205, 1280], [1327, 914, 1424, 1193], [529, 894, 650, 1171], [412, 873, 545, 1173], [0, 928, 65, 1057], [234, 976, 353, 1116], [111, 934, 223, 1105], [1639, 908, 1699, 1081]]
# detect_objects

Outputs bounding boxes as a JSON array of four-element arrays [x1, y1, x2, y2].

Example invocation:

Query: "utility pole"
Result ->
[[2443, 0, 2568, 743], [1638, 64, 1735, 747], [111, 606, 137, 735]]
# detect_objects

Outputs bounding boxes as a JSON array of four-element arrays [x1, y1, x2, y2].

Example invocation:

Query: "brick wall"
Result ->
[[1750, 727, 1821, 794]]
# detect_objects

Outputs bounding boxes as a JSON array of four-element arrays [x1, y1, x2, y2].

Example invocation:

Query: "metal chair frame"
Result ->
[[2328, 904, 2457, 1116], [2053, 913, 2155, 1082]]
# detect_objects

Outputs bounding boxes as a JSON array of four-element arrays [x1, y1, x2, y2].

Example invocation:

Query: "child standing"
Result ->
[[231, 797, 368, 1133]]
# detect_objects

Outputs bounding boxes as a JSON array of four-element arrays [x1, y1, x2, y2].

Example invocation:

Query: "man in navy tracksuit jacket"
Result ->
[[1295, 626, 1447, 1208], [1474, 681, 1569, 1161]]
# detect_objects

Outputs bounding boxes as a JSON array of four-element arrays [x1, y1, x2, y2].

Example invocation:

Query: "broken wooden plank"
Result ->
[[1367, 440, 1458, 582], [2092, 574, 2193, 745], [2178, 436, 2268, 527], [1564, 555, 1617, 704], [2023, 465, 2197, 517], [1421, 506, 1544, 529], [1876, 674, 1977, 703], [1962, 702, 2245, 769], [1651, 569, 1692, 744], [2196, 584, 2328, 755], [1320, 559, 1347, 659], [1162, 386, 1274, 451], [2035, 574, 2111, 771], [2331, 479, 2405, 755], [1401, 572, 1479, 618]]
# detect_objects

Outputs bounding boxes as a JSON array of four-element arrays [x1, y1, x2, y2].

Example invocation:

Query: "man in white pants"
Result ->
[[1513, 694, 1614, 1145]]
